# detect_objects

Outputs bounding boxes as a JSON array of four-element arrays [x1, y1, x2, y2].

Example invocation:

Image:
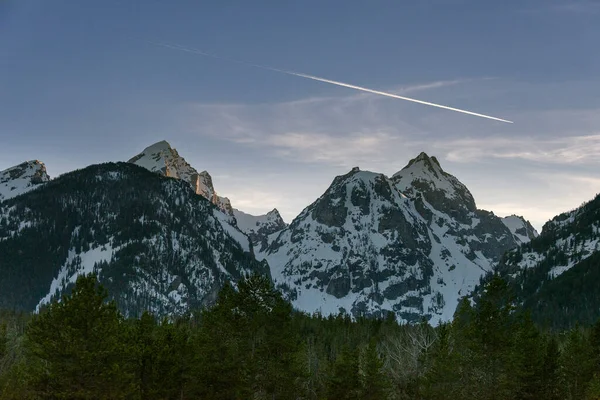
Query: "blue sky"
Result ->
[[1, 0, 599, 230]]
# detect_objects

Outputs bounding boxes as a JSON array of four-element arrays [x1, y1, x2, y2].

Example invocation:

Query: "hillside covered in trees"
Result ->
[[1, 273, 600, 399]]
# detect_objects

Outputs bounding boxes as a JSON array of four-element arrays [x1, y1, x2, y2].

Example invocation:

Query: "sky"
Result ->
[[1, 0, 599, 231]]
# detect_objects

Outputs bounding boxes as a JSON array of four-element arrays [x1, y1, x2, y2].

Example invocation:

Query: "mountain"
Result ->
[[0, 162, 267, 317], [485, 193, 600, 328], [0, 160, 50, 201], [501, 215, 538, 244], [391, 152, 537, 253], [129, 140, 290, 245], [259, 154, 533, 324], [232, 208, 287, 252], [128, 141, 234, 215]]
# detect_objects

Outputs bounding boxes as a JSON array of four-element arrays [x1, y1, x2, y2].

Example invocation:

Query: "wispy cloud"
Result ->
[[174, 77, 600, 229], [440, 133, 600, 164]]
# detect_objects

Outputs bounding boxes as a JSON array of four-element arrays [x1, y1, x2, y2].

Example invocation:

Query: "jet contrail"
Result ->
[[149, 41, 513, 124]]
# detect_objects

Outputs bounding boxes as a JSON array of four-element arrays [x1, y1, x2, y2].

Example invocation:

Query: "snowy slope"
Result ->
[[261, 155, 529, 324], [0, 162, 265, 316], [476, 192, 600, 327], [0, 160, 49, 201], [498, 194, 600, 280], [233, 208, 287, 252], [128, 141, 233, 215], [501, 215, 538, 244], [393, 152, 476, 214]]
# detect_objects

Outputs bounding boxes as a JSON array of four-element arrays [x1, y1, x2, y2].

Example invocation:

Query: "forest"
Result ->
[[1, 273, 599, 400]]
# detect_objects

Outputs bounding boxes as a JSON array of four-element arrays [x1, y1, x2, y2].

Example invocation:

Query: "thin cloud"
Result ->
[[175, 77, 600, 229], [440, 133, 600, 164]]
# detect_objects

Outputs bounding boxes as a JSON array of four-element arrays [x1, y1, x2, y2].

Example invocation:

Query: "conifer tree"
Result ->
[[25, 274, 131, 399], [360, 340, 390, 400], [326, 345, 361, 400], [560, 327, 595, 400], [0, 323, 6, 361], [509, 313, 545, 399], [420, 323, 460, 400], [541, 335, 562, 400]]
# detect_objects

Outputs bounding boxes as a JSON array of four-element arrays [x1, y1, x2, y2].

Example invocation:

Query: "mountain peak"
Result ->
[[266, 208, 283, 218], [128, 141, 233, 215], [392, 152, 476, 213], [144, 140, 172, 152], [0, 160, 50, 201], [403, 152, 443, 174]]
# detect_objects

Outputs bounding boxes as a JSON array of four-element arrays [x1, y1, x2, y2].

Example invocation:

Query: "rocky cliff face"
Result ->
[[0, 160, 50, 201], [128, 141, 233, 215], [259, 154, 533, 324], [391, 152, 536, 261]]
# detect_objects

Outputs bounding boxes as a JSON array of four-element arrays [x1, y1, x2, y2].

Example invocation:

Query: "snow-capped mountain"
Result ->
[[260, 154, 531, 324], [501, 215, 538, 244], [0, 143, 549, 325], [128, 141, 234, 215], [0, 160, 50, 201], [486, 192, 600, 327], [391, 153, 536, 259], [232, 208, 287, 252], [0, 162, 266, 316]]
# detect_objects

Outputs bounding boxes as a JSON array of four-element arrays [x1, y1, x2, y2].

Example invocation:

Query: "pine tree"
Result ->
[[360, 340, 390, 400], [560, 327, 595, 400], [129, 311, 157, 399], [326, 345, 361, 400], [0, 323, 6, 361], [509, 313, 545, 399], [420, 323, 460, 400], [541, 335, 561, 400], [25, 274, 131, 399], [190, 274, 304, 399]]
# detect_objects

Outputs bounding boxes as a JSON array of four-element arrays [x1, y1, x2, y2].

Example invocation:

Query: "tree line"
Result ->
[[1, 273, 600, 399]]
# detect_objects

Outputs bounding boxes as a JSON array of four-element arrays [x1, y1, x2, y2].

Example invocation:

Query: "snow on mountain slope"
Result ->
[[0, 160, 49, 201], [501, 215, 538, 244], [128, 141, 233, 215], [0, 162, 265, 316], [233, 208, 287, 252], [261, 168, 436, 322], [391, 153, 530, 256], [393, 152, 476, 217], [477, 192, 600, 327], [261, 155, 529, 324], [498, 193, 600, 280]]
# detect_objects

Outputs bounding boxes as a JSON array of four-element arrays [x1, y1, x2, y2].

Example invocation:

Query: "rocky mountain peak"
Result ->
[[0, 160, 50, 201], [408, 152, 442, 170], [128, 141, 233, 215], [261, 166, 437, 321], [501, 215, 538, 244], [266, 208, 283, 218], [392, 152, 476, 215]]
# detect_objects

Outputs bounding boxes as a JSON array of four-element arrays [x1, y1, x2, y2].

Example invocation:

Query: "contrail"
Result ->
[[149, 41, 513, 124]]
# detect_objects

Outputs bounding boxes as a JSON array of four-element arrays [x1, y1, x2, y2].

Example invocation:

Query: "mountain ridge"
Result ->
[[0, 162, 265, 317]]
